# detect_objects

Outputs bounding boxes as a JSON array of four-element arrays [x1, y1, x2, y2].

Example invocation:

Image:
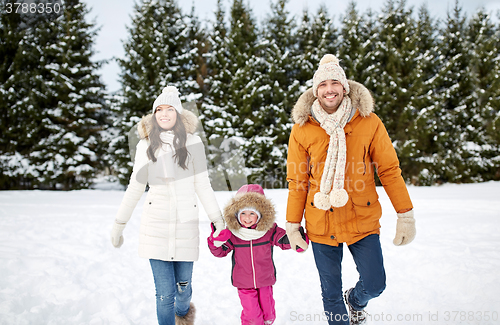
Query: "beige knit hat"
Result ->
[[152, 86, 183, 114], [312, 54, 350, 97]]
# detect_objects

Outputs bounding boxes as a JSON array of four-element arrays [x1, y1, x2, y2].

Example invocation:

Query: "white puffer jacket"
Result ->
[[115, 110, 223, 261]]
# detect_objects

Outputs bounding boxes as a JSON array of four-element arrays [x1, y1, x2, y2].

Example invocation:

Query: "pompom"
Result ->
[[319, 54, 339, 66], [330, 188, 349, 207], [314, 192, 331, 210], [162, 85, 179, 94]]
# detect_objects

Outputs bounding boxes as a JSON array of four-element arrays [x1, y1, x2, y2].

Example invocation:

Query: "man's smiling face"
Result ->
[[316, 79, 345, 114]]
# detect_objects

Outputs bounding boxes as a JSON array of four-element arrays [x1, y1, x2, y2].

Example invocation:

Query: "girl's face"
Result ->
[[155, 105, 177, 130], [239, 210, 259, 228]]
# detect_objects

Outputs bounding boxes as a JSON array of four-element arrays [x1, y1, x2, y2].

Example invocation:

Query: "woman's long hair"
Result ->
[[147, 110, 189, 169]]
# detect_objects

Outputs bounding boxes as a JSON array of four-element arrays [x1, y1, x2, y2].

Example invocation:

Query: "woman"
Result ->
[[110, 86, 225, 325]]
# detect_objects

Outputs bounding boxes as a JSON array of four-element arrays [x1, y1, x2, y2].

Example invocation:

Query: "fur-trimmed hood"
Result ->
[[223, 192, 276, 233], [137, 109, 199, 140], [291, 80, 375, 126]]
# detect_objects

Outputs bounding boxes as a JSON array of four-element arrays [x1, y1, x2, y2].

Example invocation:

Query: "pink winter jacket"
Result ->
[[208, 189, 291, 289], [209, 223, 290, 289]]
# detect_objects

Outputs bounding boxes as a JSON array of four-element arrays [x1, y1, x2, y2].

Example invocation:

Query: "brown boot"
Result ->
[[344, 288, 368, 325], [175, 303, 196, 325]]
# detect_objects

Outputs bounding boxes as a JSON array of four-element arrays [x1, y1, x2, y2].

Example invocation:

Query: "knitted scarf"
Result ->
[[155, 131, 176, 181], [312, 96, 352, 209], [231, 227, 268, 241]]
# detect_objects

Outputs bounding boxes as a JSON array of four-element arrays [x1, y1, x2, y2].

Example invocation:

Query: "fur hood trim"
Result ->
[[292, 80, 374, 126], [224, 192, 275, 233], [137, 109, 199, 140]]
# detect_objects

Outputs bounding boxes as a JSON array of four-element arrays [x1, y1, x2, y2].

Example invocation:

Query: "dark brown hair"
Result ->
[[147, 110, 189, 169]]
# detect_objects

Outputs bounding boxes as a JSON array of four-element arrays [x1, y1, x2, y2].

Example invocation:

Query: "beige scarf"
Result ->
[[312, 96, 352, 209], [232, 227, 268, 241]]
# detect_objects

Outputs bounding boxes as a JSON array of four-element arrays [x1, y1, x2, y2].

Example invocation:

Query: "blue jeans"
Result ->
[[149, 259, 193, 325], [312, 234, 386, 325]]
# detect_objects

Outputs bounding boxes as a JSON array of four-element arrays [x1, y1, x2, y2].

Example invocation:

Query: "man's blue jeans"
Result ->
[[150, 259, 193, 325], [312, 234, 386, 325]]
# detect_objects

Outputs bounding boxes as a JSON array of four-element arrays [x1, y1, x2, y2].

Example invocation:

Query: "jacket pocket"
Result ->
[[351, 191, 381, 234], [304, 192, 328, 236], [177, 196, 199, 223], [143, 193, 155, 215]]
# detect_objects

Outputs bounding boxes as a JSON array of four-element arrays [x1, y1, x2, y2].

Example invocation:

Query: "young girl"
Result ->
[[208, 184, 307, 325], [111, 86, 225, 325]]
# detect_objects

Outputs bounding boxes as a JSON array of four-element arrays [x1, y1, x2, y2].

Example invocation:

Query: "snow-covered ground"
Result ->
[[1, 182, 499, 325]]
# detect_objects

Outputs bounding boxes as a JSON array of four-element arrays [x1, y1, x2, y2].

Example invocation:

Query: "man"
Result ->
[[285, 54, 416, 325]]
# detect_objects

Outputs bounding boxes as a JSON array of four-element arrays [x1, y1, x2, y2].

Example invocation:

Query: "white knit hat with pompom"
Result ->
[[152, 86, 184, 114], [312, 54, 349, 97]]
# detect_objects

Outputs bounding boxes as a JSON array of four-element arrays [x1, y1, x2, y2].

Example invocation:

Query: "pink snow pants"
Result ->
[[237, 286, 276, 325]]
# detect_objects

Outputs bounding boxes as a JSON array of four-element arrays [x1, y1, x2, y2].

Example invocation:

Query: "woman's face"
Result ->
[[155, 105, 177, 130]]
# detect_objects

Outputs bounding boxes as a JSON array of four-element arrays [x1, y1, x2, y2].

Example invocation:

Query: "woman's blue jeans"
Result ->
[[312, 234, 386, 325], [149, 259, 193, 325]]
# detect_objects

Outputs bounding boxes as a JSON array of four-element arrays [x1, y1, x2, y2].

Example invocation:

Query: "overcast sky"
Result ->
[[82, 0, 500, 93]]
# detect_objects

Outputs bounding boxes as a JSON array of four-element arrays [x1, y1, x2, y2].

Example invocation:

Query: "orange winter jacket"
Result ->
[[286, 80, 413, 246]]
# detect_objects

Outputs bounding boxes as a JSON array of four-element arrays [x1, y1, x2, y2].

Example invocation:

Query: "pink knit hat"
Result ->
[[235, 184, 265, 197], [235, 184, 265, 226]]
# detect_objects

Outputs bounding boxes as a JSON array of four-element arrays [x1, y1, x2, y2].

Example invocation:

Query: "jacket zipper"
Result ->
[[363, 146, 367, 175], [250, 240, 257, 289]]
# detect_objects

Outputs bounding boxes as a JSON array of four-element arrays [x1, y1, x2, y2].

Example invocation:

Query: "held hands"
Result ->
[[393, 210, 416, 246], [296, 226, 310, 252], [208, 221, 231, 248], [111, 221, 126, 248], [286, 222, 309, 252]]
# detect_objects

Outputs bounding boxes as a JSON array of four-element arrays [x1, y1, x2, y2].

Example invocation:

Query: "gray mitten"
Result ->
[[111, 221, 126, 248]]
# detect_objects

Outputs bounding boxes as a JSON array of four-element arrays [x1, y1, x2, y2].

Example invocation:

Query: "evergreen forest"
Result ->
[[1, 0, 499, 190]]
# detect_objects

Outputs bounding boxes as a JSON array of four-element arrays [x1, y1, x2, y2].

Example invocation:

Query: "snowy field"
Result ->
[[1, 182, 500, 325]]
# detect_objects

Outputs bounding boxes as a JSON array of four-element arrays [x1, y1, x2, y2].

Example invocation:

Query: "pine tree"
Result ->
[[200, 0, 240, 190], [219, 0, 260, 183], [311, 5, 338, 60], [408, 3, 441, 184], [466, 9, 500, 181], [294, 5, 338, 88], [111, 0, 191, 185], [371, 0, 418, 141], [28, 0, 107, 189], [338, 1, 365, 82], [338, 3, 383, 92], [0, 0, 22, 157], [0, 1, 34, 188], [0, 0, 107, 189], [430, 1, 476, 183], [0, 1, 59, 189], [357, 8, 379, 88], [490, 14, 500, 180], [294, 9, 315, 88], [201, 0, 230, 140], [180, 4, 206, 100], [248, 0, 297, 188], [201, 0, 235, 189], [368, 0, 442, 184]]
